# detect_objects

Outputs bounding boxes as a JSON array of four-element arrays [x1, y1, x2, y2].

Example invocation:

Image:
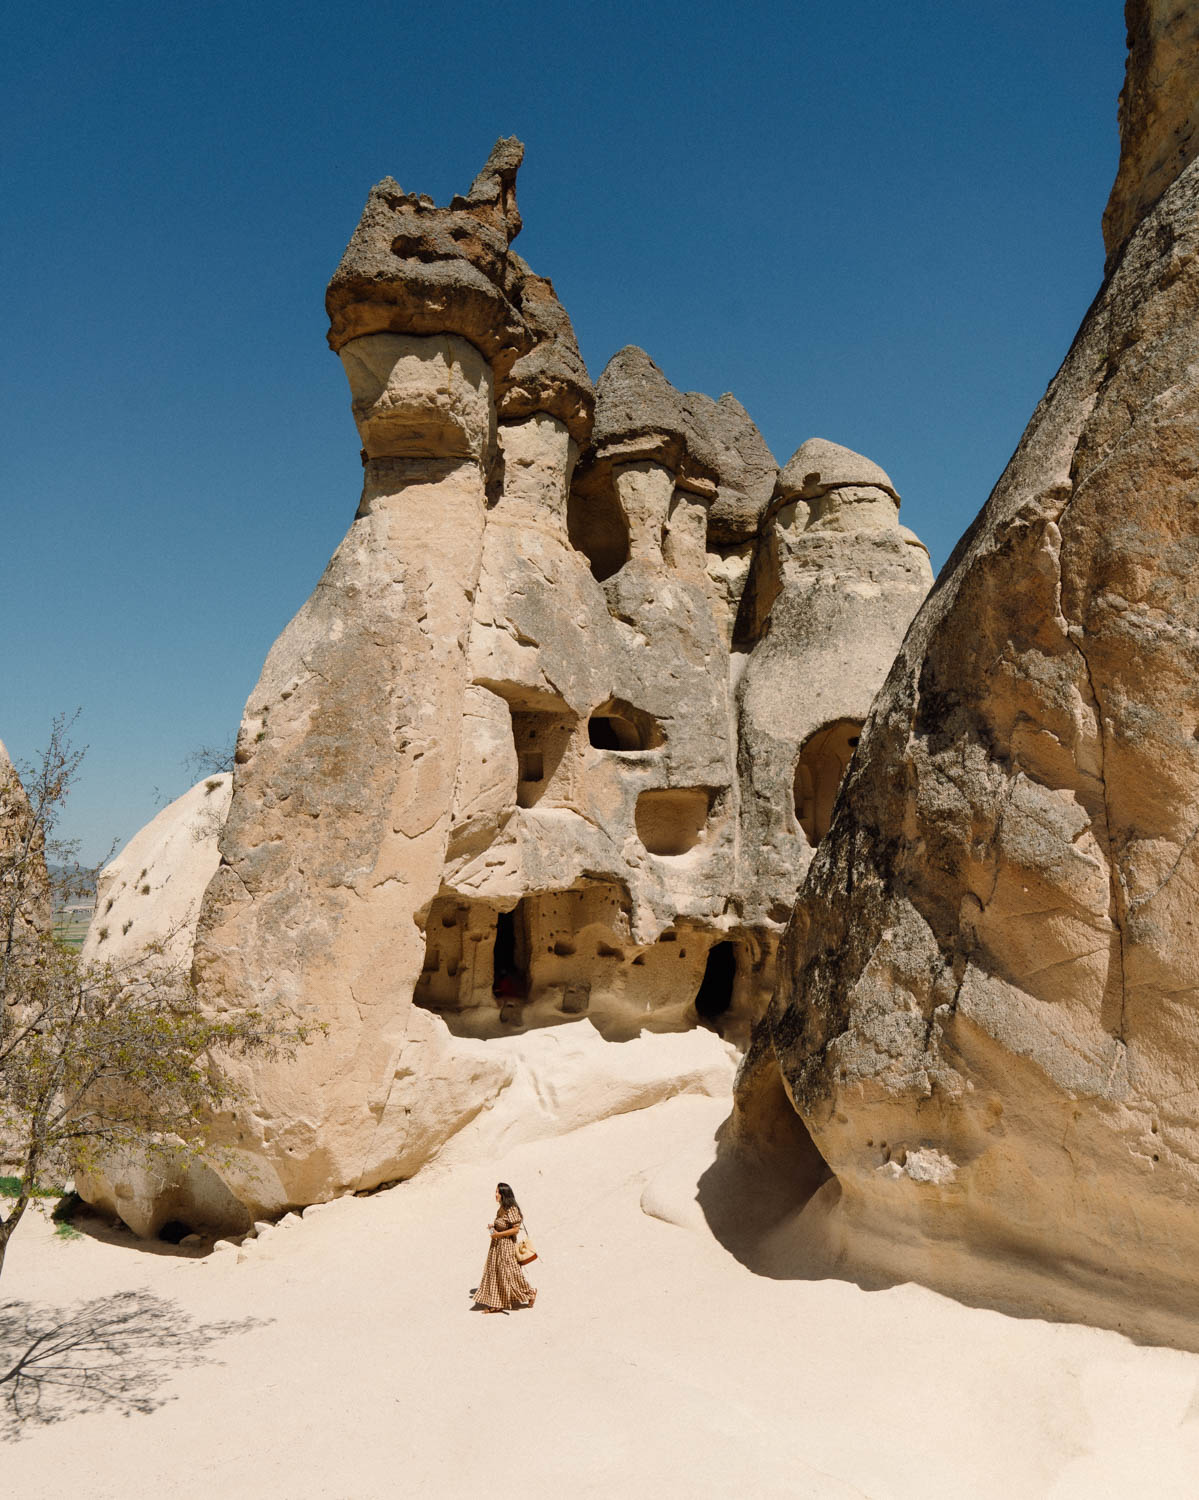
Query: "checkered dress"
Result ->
[[472, 1205, 535, 1310]]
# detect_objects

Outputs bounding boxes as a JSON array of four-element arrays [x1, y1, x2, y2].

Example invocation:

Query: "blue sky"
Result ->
[[2, 1, 1126, 862]]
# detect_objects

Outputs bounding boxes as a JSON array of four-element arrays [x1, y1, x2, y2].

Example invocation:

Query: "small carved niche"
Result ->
[[793, 718, 863, 845], [587, 698, 664, 752], [634, 787, 714, 856]]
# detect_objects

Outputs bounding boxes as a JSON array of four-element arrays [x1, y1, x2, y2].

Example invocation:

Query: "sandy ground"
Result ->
[[4, 1092, 1199, 1499]]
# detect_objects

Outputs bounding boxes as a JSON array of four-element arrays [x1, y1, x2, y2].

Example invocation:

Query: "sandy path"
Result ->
[[4, 1094, 1199, 1499]]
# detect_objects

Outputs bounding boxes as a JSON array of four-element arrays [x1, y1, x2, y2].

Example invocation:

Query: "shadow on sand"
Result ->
[[65, 1208, 215, 1260], [0, 1290, 262, 1437], [695, 1104, 1199, 1353]]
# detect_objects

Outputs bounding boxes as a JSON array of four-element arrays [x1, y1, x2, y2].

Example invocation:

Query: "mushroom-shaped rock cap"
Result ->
[[686, 391, 778, 543], [326, 139, 594, 445], [591, 346, 719, 486], [493, 252, 593, 442], [778, 437, 899, 503]]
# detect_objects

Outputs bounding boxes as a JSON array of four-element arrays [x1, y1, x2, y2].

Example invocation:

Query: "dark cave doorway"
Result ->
[[492, 904, 528, 1002], [695, 940, 737, 1026]]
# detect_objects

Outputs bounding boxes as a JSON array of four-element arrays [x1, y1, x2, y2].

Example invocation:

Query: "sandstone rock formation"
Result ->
[[0, 740, 51, 951], [82, 141, 930, 1234], [82, 774, 232, 966], [1103, 0, 1199, 265], [736, 0, 1199, 1347]]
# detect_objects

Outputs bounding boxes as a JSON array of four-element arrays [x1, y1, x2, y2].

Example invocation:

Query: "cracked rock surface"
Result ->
[[738, 0, 1199, 1347]]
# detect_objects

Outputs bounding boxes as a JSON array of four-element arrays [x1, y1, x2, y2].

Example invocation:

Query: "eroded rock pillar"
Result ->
[[188, 333, 495, 1218]]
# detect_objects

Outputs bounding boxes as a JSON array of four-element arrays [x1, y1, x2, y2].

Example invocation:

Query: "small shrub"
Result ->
[[122, 920, 133, 935], [139, 884, 150, 896], [204, 779, 221, 794], [0, 1177, 63, 1200], [97, 926, 109, 941], [54, 1221, 83, 1241]]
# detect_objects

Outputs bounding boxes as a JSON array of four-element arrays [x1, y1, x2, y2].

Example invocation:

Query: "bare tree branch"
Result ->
[[0, 721, 319, 1281]]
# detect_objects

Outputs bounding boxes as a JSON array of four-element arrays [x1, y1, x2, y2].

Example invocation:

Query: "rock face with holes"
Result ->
[[736, 0, 1199, 1347], [0, 739, 51, 946], [734, 439, 933, 927], [83, 774, 232, 967], [80, 140, 931, 1234]]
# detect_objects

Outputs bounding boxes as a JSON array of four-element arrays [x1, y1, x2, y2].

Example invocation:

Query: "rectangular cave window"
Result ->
[[509, 704, 576, 808]]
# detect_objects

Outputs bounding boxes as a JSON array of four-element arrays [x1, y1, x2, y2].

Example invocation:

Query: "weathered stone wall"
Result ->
[[1103, 0, 1199, 265], [738, 0, 1199, 1348]]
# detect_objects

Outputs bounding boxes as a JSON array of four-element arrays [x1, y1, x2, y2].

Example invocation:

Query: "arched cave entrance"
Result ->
[[695, 940, 736, 1025], [588, 699, 664, 752], [793, 719, 862, 846], [567, 480, 630, 582]]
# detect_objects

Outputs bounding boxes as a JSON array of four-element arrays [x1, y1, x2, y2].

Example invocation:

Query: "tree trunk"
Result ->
[[0, 1197, 29, 1284]]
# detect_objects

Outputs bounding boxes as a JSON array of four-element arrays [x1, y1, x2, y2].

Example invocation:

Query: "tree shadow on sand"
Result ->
[[0, 1290, 262, 1437]]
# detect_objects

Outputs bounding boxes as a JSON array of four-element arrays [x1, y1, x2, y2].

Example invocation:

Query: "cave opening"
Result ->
[[695, 941, 736, 1023], [508, 703, 576, 808], [635, 787, 713, 856], [492, 905, 527, 1003], [793, 718, 863, 846], [587, 698, 665, 752], [567, 479, 631, 582]]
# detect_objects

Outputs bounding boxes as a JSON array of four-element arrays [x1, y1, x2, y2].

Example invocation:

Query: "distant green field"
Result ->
[[52, 908, 93, 949]]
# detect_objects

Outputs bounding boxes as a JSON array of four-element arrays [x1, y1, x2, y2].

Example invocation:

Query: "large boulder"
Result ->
[[737, 0, 1199, 1347], [82, 774, 231, 966]]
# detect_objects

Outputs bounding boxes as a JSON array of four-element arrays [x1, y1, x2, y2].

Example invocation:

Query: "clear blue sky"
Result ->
[[2, 0, 1126, 863]]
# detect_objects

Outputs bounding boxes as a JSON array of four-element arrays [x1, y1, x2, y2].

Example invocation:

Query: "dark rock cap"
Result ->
[[686, 391, 778, 543], [327, 139, 594, 446], [494, 255, 594, 443], [587, 347, 778, 530], [591, 346, 717, 478]]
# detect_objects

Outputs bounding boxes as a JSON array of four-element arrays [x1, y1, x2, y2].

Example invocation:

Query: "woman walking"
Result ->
[[472, 1182, 536, 1314]]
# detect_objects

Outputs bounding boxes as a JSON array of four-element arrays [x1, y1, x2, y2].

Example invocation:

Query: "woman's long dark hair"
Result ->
[[496, 1182, 520, 1214]]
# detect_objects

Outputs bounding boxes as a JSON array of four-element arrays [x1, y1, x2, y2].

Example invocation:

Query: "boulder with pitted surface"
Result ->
[[735, 0, 1199, 1349]]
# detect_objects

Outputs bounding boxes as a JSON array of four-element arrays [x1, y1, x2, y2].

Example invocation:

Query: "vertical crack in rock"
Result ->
[[1064, 604, 1130, 1042]]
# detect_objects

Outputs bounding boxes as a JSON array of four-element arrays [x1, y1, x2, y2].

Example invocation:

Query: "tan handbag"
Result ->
[[515, 1223, 537, 1265]]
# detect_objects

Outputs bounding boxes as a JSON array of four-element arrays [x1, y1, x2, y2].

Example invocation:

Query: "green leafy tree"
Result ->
[[0, 719, 313, 1280]]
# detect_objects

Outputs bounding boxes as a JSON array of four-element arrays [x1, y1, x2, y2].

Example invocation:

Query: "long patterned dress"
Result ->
[[472, 1205, 535, 1310]]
